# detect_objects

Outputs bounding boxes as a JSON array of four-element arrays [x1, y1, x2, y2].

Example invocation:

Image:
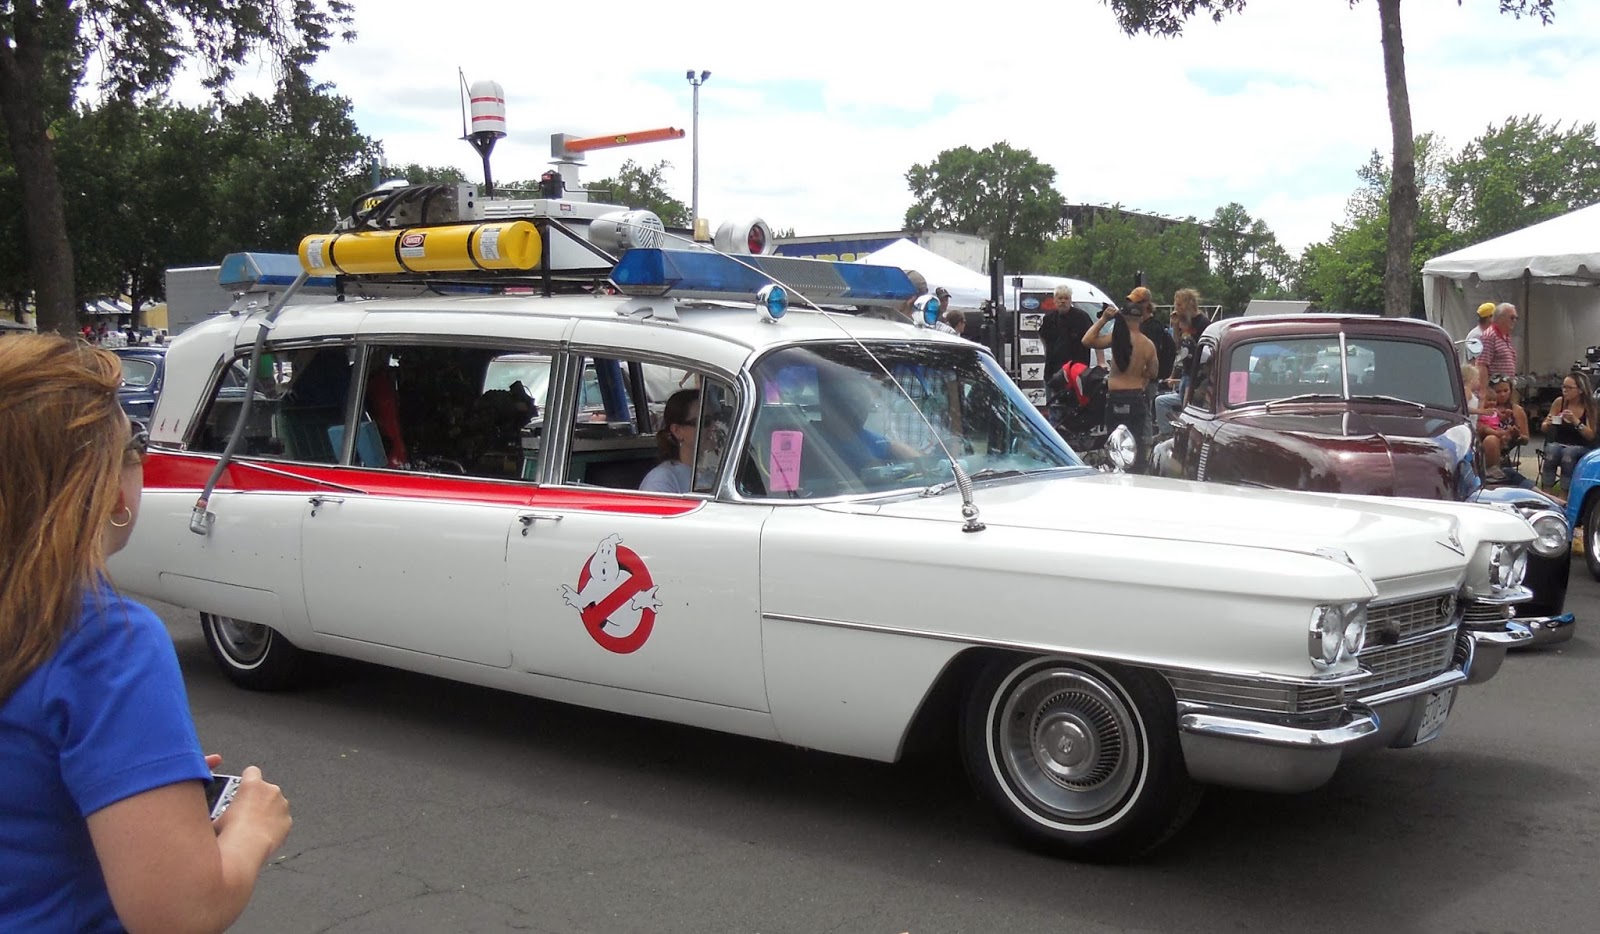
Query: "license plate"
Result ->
[[1414, 686, 1456, 745]]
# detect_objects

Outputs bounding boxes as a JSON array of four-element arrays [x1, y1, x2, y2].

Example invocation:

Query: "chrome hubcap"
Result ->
[[211, 615, 270, 665], [996, 666, 1142, 823]]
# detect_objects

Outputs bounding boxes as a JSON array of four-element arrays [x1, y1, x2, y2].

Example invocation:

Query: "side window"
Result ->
[[1187, 344, 1216, 412], [191, 346, 353, 464], [363, 344, 549, 480], [562, 354, 733, 494]]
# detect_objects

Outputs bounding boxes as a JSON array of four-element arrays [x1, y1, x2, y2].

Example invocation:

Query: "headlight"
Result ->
[[1310, 602, 1366, 668], [1488, 543, 1529, 589], [1526, 511, 1569, 559]]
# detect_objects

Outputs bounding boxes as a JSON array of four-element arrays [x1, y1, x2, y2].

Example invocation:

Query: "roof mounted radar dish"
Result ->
[[713, 218, 775, 255], [590, 210, 666, 252]]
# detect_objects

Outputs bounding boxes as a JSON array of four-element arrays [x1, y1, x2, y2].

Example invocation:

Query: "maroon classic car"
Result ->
[[1154, 314, 1574, 643]]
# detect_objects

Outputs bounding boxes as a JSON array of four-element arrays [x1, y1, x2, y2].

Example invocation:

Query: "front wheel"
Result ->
[[961, 655, 1200, 861], [201, 613, 315, 690]]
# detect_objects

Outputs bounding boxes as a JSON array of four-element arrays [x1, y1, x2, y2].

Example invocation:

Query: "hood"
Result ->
[[1209, 406, 1471, 499], [825, 471, 1521, 590]]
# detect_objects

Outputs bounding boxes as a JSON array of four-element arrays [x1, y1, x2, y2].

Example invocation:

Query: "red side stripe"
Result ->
[[142, 452, 699, 516]]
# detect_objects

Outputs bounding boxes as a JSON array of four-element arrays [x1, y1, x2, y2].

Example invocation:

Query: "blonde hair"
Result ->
[[1174, 289, 1199, 317], [1460, 362, 1480, 391], [0, 334, 128, 702]]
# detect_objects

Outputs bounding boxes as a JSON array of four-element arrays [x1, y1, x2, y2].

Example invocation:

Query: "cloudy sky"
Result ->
[[179, 0, 1600, 257]]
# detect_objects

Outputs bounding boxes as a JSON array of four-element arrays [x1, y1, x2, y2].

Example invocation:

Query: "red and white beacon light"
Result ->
[[461, 74, 507, 195]]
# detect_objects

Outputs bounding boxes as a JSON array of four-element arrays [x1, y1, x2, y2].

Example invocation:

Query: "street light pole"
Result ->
[[686, 69, 710, 238]]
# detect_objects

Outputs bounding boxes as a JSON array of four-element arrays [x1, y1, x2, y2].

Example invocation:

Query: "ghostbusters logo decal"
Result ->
[[560, 534, 662, 654]]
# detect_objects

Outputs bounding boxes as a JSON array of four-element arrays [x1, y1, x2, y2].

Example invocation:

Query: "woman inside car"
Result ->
[[0, 334, 292, 933]]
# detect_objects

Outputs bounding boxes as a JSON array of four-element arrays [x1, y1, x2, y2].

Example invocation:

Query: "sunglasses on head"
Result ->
[[1489, 375, 1511, 386]]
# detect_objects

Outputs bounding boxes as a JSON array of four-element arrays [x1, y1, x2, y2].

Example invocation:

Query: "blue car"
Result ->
[[112, 346, 167, 430], [1563, 447, 1600, 581]]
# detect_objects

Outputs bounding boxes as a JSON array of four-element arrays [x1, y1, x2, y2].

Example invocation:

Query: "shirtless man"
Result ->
[[1083, 286, 1160, 468]]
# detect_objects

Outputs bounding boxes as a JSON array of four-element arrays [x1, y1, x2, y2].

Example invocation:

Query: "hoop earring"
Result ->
[[110, 507, 132, 528]]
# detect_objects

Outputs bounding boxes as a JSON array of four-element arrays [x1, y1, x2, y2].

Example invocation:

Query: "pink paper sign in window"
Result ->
[[768, 430, 804, 493], [1227, 370, 1251, 406]]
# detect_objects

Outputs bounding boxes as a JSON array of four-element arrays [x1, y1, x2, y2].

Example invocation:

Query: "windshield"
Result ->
[[738, 341, 1079, 498], [1227, 336, 1459, 410], [119, 357, 159, 389]]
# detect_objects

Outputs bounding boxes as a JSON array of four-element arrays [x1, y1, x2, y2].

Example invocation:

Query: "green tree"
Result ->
[[1208, 203, 1293, 317], [1102, 0, 1556, 318], [904, 142, 1066, 271], [53, 100, 224, 329], [1038, 207, 1158, 297], [1444, 115, 1600, 244], [582, 160, 690, 228], [1300, 133, 1459, 315], [208, 83, 377, 254], [380, 163, 470, 186], [0, 1, 354, 334]]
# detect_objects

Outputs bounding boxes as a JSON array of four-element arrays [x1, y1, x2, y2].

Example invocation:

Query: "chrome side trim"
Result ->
[[1357, 667, 1467, 708], [1178, 703, 1377, 749], [761, 612, 1372, 688]]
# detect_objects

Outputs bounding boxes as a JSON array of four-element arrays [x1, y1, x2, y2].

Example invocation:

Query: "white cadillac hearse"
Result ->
[[113, 201, 1537, 860]]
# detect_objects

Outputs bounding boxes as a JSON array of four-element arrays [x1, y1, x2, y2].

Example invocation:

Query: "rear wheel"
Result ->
[[201, 613, 314, 690], [961, 655, 1200, 862]]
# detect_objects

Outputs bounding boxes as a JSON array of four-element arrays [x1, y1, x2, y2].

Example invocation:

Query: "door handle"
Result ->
[[518, 512, 564, 535], [308, 495, 345, 516]]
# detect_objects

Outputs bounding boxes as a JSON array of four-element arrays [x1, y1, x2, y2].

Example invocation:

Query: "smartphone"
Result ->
[[204, 773, 242, 820]]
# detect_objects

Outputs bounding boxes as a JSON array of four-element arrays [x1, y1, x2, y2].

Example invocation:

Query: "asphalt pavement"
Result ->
[[154, 557, 1600, 934]]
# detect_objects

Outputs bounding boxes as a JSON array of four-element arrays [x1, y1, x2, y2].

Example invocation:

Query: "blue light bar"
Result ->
[[219, 252, 337, 291], [611, 249, 918, 305]]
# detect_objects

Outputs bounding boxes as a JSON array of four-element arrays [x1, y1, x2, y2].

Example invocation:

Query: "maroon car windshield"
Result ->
[[1225, 336, 1459, 411]]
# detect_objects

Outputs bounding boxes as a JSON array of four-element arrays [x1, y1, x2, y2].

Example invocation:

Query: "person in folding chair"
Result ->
[[1479, 375, 1532, 486], [1537, 372, 1597, 500]]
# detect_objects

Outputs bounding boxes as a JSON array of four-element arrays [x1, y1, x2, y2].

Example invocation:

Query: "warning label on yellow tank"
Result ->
[[399, 232, 427, 260]]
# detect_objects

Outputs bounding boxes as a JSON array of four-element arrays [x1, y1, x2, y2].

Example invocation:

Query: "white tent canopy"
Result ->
[[1422, 202, 1600, 375], [853, 238, 1115, 310]]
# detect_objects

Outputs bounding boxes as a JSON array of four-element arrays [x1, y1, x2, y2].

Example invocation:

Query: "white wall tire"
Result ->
[[200, 613, 314, 691], [1585, 499, 1600, 582], [961, 655, 1200, 861]]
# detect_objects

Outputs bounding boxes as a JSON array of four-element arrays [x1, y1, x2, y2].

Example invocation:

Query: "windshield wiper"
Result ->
[[1263, 392, 1344, 411], [1350, 394, 1427, 410], [920, 467, 1030, 497]]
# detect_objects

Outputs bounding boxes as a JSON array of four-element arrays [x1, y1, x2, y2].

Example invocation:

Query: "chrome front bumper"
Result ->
[[1517, 612, 1576, 646], [1177, 623, 1532, 793]]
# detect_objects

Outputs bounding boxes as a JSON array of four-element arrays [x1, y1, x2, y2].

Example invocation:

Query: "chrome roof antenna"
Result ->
[[612, 218, 986, 533]]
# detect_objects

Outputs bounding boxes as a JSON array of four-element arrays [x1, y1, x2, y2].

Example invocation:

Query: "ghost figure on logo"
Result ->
[[560, 533, 663, 654]]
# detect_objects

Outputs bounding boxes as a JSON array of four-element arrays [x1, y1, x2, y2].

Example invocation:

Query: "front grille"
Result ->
[[1462, 601, 1510, 625], [1355, 629, 1456, 697], [1368, 593, 1456, 642], [1166, 671, 1343, 715]]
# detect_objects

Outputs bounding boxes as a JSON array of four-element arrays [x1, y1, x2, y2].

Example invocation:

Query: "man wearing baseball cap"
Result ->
[[1465, 301, 1495, 347], [1083, 285, 1160, 469]]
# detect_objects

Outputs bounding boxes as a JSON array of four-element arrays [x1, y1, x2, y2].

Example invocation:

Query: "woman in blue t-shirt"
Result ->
[[0, 335, 292, 933]]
